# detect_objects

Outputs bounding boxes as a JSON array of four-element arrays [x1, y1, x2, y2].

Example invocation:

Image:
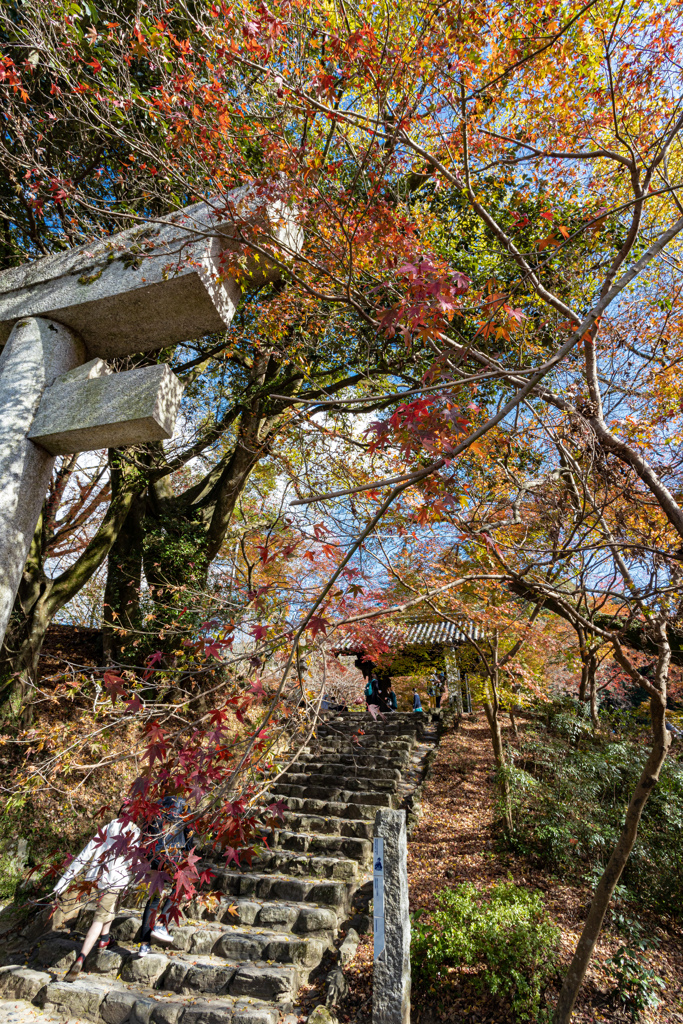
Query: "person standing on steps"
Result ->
[[364, 675, 379, 708], [138, 792, 197, 956], [54, 813, 141, 982], [387, 685, 398, 711], [413, 688, 423, 713]]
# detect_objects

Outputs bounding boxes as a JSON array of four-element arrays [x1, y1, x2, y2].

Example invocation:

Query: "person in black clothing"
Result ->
[[138, 794, 197, 956], [387, 685, 398, 711]]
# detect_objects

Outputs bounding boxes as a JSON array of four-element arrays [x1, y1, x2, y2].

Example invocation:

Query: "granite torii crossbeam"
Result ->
[[0, 189, 301, 647]]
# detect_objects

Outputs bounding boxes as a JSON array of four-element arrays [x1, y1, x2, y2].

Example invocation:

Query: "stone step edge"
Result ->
[[0, 966, 297, 1024]]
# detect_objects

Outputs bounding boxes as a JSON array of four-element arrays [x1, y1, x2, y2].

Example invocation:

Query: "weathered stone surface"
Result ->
[[183, 962, 234, 995], [188, 928, 223, 954], [0, 190, 302, 358], [230, 901, 259, 925], [339, 927, 359, 966], [180, 1002, 233, 1024], [170, 926, 196, 951], [324, 967, 347, 1009], [121, 953, 169, 986], [159, 961, 189, 992], [233, 1008, 278, 1024], [150, 1001, 185, 1024], [1, 967, 51, 1002], [0, 317, 83, 642], [41, 978, 106, 1020], [111, 914, 142, 942], [87, 947, 125, 974], [214, 932, 265, 961], [257, 903, 298, 930], [307, 1007, 338, 1024], [101, 987, 138, 1024], [372, 810, 410, 1024], [266, 936, 323, 968], [229, 964, 297, 1001], [295, 907, 336, 933], [132, 996, 157, 1024], [35, 936, 80, 970], [29, 363, 182, 455]]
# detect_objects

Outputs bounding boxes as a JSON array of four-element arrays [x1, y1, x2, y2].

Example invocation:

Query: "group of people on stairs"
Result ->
[[364, 670, 448, 713], [54, 791, 196, 982]]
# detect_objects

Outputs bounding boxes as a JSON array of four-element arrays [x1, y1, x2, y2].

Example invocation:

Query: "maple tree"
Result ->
[[2, 0, 683, 1017]]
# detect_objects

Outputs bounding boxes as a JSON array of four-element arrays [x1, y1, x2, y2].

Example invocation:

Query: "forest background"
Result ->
[[1, 0, 683, 1020]]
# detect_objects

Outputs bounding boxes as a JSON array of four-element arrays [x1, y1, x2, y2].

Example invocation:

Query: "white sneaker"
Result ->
[[151, 925, 174, 945], [138, 943, 152, 957]]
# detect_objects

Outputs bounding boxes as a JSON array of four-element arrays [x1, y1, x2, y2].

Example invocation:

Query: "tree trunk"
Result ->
[[509, 711, 519, 737], [553, 638, 671, 1024], [0, 453, 142, 713], [588, 652, 599, 730], [483, 696, 513, 834], [103, 491, 146, 661]]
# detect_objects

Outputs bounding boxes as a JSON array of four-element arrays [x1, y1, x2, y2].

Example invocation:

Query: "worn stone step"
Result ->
[[214, 898, 338, 939], [250, 849, 359, 883], [0, 966, 294, 1024], [271, 794, 392, 820], [281, 811, 374, 841], [263, 828, 371, 864], [211, 870, 350, 912], [283, 762, 401, 782], [278, 771, 399, 793], [269, 781, 397, 803]]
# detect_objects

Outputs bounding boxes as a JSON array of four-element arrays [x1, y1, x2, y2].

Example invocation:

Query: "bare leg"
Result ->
[[79, 918, 104, 959]]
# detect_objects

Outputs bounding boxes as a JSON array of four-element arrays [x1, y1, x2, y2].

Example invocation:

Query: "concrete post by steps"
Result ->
[[373, 809, 410, 1024]]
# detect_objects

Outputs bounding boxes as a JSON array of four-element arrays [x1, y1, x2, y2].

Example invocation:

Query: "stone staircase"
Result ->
[[0, 710, 440, 1023]]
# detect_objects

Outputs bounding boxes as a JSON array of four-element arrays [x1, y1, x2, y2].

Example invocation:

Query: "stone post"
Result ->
[[0, 317, 84, 643], [373, 809, 410, 1024]]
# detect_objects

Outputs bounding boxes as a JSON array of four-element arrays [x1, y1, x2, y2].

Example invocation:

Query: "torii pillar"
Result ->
[[0, 191, 301, 646]]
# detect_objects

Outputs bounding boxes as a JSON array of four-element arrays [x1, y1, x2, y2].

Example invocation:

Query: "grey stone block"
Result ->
[[0, 190, 302, 358], [213, 932, 266, 961], [42, 979, 106, 1020], [0, 317, 82, 644], [170, 925, 195, 951], [229, 964, 297, 1001], [86, 947, 125, 974], [111, 914, 143, 942], [233, 1009, 278, 1024], [183, 962, 234, 994], [121, 952, 169, 986], [35, 936, 80, 970], [159, 961, 189, 992], [188, 928, 223, 954], [339, 928, 359, 966], [101, 988, 138, 1024], [295, 907, 336, 933], [1, 967, 51, 1002], [132, 996, 158, 1024], [257, 903, 298, 930], [151, 1003, 185, 1024], [230, 901, 259, 925], [372, 810, 410, 1024], [266, 936, 323, 968], [180, 1002, 233, 1024], [29, 363, 182, 455], [324, 967, 347, 1009]]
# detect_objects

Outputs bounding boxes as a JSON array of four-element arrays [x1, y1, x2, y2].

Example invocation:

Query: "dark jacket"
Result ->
[[149, 796, 195, 860], [413, 692, 422, 711]]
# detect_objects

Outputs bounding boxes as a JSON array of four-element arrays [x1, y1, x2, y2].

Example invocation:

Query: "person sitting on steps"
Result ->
[[55, 811, 141, 982], [413, 688, 423, 713]]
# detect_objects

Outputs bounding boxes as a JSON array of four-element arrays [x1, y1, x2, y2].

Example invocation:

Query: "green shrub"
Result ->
[[411, 881, 560, 1021], [506, 713, 683, 916]]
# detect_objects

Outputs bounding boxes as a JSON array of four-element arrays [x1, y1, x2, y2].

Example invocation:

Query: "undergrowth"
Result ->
[[411, 880, 560, 1021], [505, 699, 683, 917]]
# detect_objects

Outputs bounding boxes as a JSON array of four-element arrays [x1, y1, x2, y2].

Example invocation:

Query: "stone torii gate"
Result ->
[[0, 190, 300, 648]]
